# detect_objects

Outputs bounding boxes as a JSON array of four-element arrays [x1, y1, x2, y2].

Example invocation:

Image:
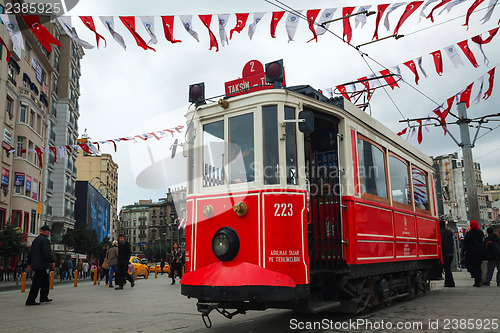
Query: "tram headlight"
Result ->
[[212, 227, 240, 261]]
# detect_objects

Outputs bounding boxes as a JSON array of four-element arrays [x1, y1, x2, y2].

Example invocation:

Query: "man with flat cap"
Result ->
[[26, 225, 55, 305]]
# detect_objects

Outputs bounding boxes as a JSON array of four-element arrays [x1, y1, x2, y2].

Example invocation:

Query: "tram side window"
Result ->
[[229, 113, 255, 184], [357, 138, 388, 199], [203, 121, 225, 187], [412, 168, 429, 211], [389, 155, 411, 206], [285, 106, 298, 185], [263, 105, 279, 185]]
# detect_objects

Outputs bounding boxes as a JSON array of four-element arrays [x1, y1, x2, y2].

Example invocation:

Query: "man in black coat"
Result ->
[[440, 219, 455, 287], [26, 225, 55, 305], [115, 234, 134, 290], [464, 220, 485, 287], [483, 226, 500, 286]]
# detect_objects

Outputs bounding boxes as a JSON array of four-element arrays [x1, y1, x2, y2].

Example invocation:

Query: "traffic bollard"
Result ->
[[74, 270, 78, 287], [21, 272, 26, 293], [134, 267, 138, 281], [155, 268, 158, 279], [50, 271, 54, 289], [145, 269, 148, 280], [94, 270, 98, 285]]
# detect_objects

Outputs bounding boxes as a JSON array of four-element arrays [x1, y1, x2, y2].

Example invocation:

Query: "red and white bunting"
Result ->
[[80, 16, 106, 48]]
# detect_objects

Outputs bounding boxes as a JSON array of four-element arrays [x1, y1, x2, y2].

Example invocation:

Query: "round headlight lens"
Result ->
[[211, 227, 239, 261]]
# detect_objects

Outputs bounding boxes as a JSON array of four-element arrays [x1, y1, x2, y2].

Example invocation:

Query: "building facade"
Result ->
[[0, 8, 83, 251], [434, 153, 488, 229], [75, 150, 118, 239]]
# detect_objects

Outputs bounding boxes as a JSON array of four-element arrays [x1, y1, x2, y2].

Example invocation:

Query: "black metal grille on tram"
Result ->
[[305, 115, 344, 273]]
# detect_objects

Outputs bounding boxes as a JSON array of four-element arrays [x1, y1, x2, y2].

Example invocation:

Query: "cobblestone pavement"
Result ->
[[0, 271, 498, 333]]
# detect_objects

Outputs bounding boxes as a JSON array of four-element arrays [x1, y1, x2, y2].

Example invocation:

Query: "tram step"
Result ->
[[308, 301, 342, 313]]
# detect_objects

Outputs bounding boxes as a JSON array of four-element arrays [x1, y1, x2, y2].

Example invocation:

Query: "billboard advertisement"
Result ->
[[75, 181, 111, 242]]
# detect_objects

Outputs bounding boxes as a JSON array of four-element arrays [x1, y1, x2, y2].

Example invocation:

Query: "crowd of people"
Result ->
[[440, 219, 500, 288]]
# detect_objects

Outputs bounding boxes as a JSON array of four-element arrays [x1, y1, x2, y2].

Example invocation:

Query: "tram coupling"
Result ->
[[197, 302, 247, 328]]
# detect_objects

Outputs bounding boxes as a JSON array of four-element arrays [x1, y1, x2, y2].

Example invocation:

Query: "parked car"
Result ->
[[149, 262, 170, 274], [129, 256, 148, 278]]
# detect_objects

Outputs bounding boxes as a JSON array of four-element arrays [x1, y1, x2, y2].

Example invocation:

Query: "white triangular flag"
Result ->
[[417, 56, 428, 78], [180, 15, 200, 42], [384, 3, 405, 31], [248, 12, 265, 40], [0, 14, 24, 50], [100, 16, 126, 50], [481, 0, 498, 24], [419, 0, 440, 22], [390, 65, 402, 78], [218, 14, 230, 46], [355, 5, 372, 28], [424, 113, 432, 132], [140, 16, 157, 45], [57, 16, 94, 49], [286, 11, 301, 42], [57, 146, 65, 161], [409, 126, 417, 141], [439, 0, 468, 14], [474, 42, 489, 66], [472, 75, 485, 104], [444, 44, 464, 68], [325, 88, 334, 98], [367, 73, 381, 88], [316, 8, 337, 35]]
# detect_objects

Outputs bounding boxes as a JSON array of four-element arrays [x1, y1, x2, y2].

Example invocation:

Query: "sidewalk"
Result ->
[[0, 274, 99, 292]]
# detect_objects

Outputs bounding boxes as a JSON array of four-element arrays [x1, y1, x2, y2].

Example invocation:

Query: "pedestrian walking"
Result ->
[[76, 259, 83, 279], [115, 235, 134, 290], [160, 259, 165, 275], [483, 226, 500, 286], [464, 220, 485, 287], [99, 244, 110, 285], [25, 225, 55, 306], [440, 219, 455, 287], [90, 263, 97, 279], [83, 261, 90, 279], [107, 240, 119, 288], [170, 242, 183, 285], [67, 258, 73, 280]]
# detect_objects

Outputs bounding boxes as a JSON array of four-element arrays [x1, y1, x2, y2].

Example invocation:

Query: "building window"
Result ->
[[36, 115, 42, 134], [357, 136, 388, 201], [19, 104, 27, 123], [6, 96, 13, 120], [24, 42, 32, 61], [29, 110, 35, 128], [12, 211, 22, 228], [16, 136, 25, 157], [30, 210, 37, 234], [27, 141, 34, 163]]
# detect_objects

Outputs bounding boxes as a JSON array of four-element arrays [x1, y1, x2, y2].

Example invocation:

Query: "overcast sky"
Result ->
[[65, 0, 500, 209]]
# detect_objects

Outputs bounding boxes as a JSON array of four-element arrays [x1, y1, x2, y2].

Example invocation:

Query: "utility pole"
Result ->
[[457, 102, 481, 223]]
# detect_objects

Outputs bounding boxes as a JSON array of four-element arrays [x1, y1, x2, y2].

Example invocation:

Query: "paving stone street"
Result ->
[[0, 270, 499, 333]]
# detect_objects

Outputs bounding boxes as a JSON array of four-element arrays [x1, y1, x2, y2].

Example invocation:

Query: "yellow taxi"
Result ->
[[129, 256, 149, 278], [149, 262, 170, 274]]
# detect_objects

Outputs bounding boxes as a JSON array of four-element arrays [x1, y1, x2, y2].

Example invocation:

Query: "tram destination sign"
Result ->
[[224, 60, 285, 97]]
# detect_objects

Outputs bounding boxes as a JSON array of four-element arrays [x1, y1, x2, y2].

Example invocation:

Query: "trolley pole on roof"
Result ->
[[457, 102, 481, 224]]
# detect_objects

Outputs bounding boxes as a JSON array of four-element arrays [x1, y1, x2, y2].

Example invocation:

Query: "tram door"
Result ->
[[304, 111, 343, 277]]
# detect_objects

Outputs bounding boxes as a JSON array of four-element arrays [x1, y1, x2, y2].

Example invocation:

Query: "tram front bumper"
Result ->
[[181, 261, 298, 302]]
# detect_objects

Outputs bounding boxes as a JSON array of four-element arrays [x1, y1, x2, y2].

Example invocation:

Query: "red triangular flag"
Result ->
[[80, 16, 106, 48], [270, 11, 285, 38], [443, 96, 455, 115], [34, 148, 43, 169], [403, 60, 420, 85], [198, 15, 219, 51], [471, 27, 499, 45], [393, 1, 424, 35], [22, 15, 62, 52], [417, 120, 423, 144], [106, 140, 117, 152], [373, 4, 390, 40], [459, 82, 475, 108], [49, 147, 58, 164], [397, 127, 408, 136], [230, 13, 249, 39], [161, 16, 181, 43], [336, 85, 350, 101], [457, 40, 479, 68], [433, 106, 450, 135], [358, 77, 374, 100], [483, 67, 496, 100], [464, 0, 485, 29], [0, 36, 11, 63], [427, 0, 453, 22], [380, 69, 399, 89], [306, 9, 321, 43], [120, 16, 156, 51], [65, 145, 72, 153], [342, 7, 355, 43], [78, 143, 93, 154], [430, 50, 444, 76]]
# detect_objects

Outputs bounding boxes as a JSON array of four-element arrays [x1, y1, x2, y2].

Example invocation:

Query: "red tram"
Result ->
[[180, 60, 440, 323]]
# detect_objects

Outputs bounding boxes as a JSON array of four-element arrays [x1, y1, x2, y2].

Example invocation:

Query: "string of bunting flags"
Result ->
[[329, 25, 499, 99], [0, 0, 498, 57], [7, 125, 184, 169]]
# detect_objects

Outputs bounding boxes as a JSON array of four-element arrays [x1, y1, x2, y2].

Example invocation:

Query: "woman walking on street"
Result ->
[[464, 220, 485, 287], [107, 241, 119, 288], [170, 242, 183, 285]]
